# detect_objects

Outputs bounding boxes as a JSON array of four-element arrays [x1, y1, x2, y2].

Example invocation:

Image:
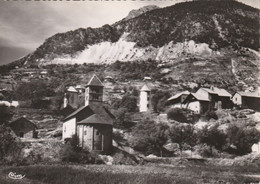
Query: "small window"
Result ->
[[64, 126, 66, 132], [235, 98, 237, 101], [84, 130, 87, 135], [96, 131, 100, 135]]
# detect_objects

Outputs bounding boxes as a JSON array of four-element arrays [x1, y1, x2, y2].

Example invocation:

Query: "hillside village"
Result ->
[[1, 70, 260, 161], [0, 0, 260, 183]]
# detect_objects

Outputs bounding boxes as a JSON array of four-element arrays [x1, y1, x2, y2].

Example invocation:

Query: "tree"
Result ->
[[130, 120, 169, 156], [0, 94, 14, 125], [226, 124, 260, 155], [60, 134, 103, 164], [197, 125, 226, 155], [168, 124, 196, 158], [0, 125, 24, 163], [151, 90, 171, 112], [15, 80, 54, 101], [0, 106, 13, 126], [120, 95, 138, 112]]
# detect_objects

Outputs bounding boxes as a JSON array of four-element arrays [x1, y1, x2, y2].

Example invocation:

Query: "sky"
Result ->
[[0, 0, 259, 65]]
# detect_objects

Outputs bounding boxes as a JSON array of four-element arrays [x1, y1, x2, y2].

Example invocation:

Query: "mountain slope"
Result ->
[[13, 0, 259, 65]]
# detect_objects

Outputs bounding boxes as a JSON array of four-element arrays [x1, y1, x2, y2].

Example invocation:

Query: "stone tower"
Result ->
[[85, 75, 104, 106], [139, 84, 151, 112]]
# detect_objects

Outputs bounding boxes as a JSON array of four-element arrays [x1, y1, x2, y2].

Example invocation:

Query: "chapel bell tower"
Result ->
[[85, 75, 104, 106]]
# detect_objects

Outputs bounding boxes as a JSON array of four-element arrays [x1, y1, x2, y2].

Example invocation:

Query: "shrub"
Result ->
[[196, 144, 220, 158], [151, 90, 171, 112], [60, 135, 104, 164], [0, 125, 25, 165], [202, 110, 218, 121], [226, 124, 260, 155], [120, 95, 138, 112], [168, 124, 197, 157], [197, 125, 227, 156], [167, 108, 200, 123], [130, 120, 170, 156]]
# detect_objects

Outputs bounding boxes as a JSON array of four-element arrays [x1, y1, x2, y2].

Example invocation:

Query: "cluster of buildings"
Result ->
[[1, 73, 260, 154], [167, 87, 234, 114], [166, 87, 260, 113], [61, 75, 260, 154], [138, 84, 260, 114]]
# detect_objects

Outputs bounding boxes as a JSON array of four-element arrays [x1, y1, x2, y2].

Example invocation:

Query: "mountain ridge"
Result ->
[[8, 0, 260, 66]]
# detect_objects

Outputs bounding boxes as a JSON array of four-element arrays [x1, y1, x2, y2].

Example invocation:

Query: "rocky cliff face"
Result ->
[[13, 0, 259, 65], [123, 5, 159, 21]]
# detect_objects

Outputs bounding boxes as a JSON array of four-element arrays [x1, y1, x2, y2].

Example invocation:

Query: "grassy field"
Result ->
[[0, 164, 259, 184]]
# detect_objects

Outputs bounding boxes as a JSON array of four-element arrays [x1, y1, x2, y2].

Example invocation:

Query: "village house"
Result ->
[[195, 88, 219, 109], [232, 92, 260, 111], [139, 84, 152, 112], [190, 87, 233, 111], [173, 87, 233, 114], [9, 117, 38, 138], [62, 75, 114, 153], [183, 93, 210, 114], [167, 91, 190, 108], [211, 87, 233, 109]]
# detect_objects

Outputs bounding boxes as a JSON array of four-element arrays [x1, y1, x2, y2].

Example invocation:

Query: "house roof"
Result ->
[[237, 92, 260, 98], [63, 104, 114, 125], [87, 75, 104, 87], [63, 105, 92, 121], [200, 88, 218, 94], [77, 114, 112, 125], [190, 93, 210, 101], [141, 84, 151, 91], [211, 87, 232, 97], [167, 91, 190, 101], [9, 117, 37, 128]]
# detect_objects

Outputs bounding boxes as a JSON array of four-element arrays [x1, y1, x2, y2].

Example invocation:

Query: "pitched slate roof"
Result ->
[[183, 93, 210, 104], [10, 117, 37, 128], [192, 93, 210, 101], [77, 114, 112, 125], [141, 84, 151, 91], [211, 87, 232, 97], [63, 104, 114, 125], [87, 75, 104, 87], [63, 105, 92, 121], [200, 88, 218, 94], [237, 92, 260, 98], [167, 91, 190, 101]]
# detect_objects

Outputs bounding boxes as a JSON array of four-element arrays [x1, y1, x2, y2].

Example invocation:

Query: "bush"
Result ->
[[60, 135, 104, 164], [202, 110, 218, 121], [0, 125, 25, 165], [130, 120, 170, 156], [167, 108, 200, 123], [226, 124, 260, 155], [151, 90, 171, 112], [197, 144, 220, 158], [197, 125, 227, 156], [120, 95, 138, 112], [168, 124, 197, 156]]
